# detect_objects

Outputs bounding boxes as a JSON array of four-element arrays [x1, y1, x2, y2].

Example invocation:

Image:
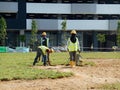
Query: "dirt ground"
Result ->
[[0, 59, 120, 90]]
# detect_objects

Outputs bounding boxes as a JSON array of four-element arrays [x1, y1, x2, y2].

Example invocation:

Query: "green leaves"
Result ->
[[117, 21, 120, 47], [30, 19, 38, 50], [0, 17, 7, 45], [96, 33, 105, 43]]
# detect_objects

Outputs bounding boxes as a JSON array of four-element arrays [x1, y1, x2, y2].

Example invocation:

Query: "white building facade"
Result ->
[[0, 0, 119, 51]]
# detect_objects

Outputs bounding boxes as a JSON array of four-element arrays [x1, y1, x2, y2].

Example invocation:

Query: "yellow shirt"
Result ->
[[38, 46, 49, 55]]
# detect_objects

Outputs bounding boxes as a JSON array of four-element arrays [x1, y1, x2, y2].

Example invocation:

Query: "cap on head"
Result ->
[[70, 30, 77, 34], [49, 49, 54, 53], [42, 32, 46, 36], [46, 48, 54, 53]]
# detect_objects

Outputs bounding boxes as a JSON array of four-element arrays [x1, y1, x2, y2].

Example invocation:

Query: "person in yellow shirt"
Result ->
[[40, 32, 49, 62], [33, 46, 54, 66], [67, 30, 80, 67]]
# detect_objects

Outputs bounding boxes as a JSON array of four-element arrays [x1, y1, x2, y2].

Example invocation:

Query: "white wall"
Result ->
[[64, 20, 109, 30], [27, 19, 58, 30], [96, 4, 120, 14], [27, 3, 120, 14], [27, 19, 117, 31], [0, 2, 18, 13], [27, 3, 71, 14], [71, 4, 96, 14]]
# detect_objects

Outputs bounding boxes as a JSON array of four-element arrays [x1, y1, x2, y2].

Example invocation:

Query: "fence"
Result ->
[[0, 46, 29, 53], [0, 46, 8, 52]]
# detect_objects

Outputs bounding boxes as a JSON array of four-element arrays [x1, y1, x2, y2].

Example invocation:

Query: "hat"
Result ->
[[42, 32, 46, 36], [49, 49, 54, 53], [70, 30, 77, 34], [46, 49, 54, 53]]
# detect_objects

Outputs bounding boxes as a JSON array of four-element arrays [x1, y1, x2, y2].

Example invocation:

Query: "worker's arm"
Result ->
[[47, 52, 51, 65], [77, 38, 81, 53], [67, 38, 70, 51]]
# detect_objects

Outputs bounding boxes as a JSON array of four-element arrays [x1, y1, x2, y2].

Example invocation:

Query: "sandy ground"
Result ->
[[0, 59, 120, 90]]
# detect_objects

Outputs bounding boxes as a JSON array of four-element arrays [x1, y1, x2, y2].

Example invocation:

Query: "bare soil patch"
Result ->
[[0, 59, 120, 90]]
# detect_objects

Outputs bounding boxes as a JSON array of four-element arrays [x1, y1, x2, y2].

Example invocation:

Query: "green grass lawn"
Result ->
[[97, 82, 120, 90], [81, 51, 120, 59], [0, 52, 73, 81], [0, 51, 120, 82]]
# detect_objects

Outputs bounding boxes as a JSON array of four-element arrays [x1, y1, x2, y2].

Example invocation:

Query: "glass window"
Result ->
[[0, 0, 18, 1], [0, 13, 16, 18]]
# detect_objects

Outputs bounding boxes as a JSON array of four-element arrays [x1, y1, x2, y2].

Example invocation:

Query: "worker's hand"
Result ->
[[78, 50, 81, 53]]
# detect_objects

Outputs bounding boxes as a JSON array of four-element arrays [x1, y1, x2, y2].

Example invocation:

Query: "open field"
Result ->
[[0, 52, 120, 90]]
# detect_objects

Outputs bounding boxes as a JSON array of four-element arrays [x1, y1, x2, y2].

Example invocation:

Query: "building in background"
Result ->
[[0, 0, 119, 51]]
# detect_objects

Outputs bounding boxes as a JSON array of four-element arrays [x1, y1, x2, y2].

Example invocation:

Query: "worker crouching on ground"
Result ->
[[67, 30, 80, 67], [33, 46, 54, 66]]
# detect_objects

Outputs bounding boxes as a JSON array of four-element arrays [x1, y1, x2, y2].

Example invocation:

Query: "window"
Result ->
[[86, 14, 94, 19], [98, 15, 110, 20], [113, 0, 119, 4], [110, 15, 119, 19], [0, 0, 18, 2], [0, 13, 16, 18], [98, 0, 106, 4], [75, 14, 84, 19], [62, 0, 70, 3], [86, 0, 94, 3], [77, 0, 84, 3]]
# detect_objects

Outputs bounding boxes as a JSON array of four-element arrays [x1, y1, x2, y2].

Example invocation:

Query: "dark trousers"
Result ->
[[33, 48, 47, 66], [69, 51, 76, 61]]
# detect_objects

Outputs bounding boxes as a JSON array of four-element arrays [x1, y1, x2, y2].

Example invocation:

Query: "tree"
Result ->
[[0, 17, 7, 46], [117, 21, 120, 47], [19, 35, 26, 47], [30, 19, 38, 50], [61, 18, 67, 46], [96, 33, 105, 50]]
